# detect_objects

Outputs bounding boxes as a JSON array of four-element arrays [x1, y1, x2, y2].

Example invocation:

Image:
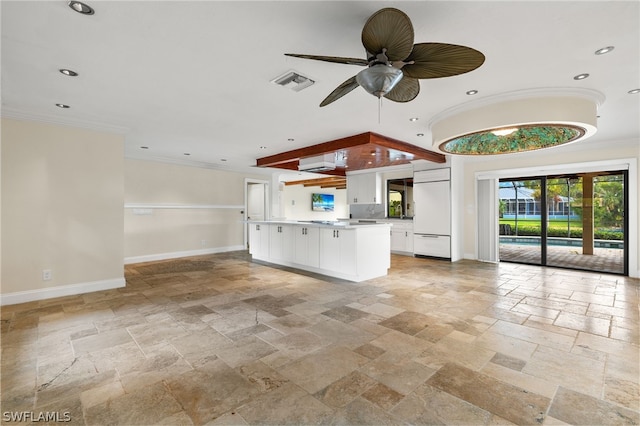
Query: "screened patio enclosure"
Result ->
[[497, 172, 627, 275]]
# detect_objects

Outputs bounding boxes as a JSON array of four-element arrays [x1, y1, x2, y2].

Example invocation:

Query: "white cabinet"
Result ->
[[248, 221, 390, 282], [414, 234, 451, 258], [347, 172, 381, 204], [390, 222, 414, 254], [294, 225, 319, 268], [319, 228, 357, 275], [249, 223, 270, 259], [270, 224, 294, 262]]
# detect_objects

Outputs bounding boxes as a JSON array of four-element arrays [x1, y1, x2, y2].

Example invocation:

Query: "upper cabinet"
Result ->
[[347, 172, 382, 204]]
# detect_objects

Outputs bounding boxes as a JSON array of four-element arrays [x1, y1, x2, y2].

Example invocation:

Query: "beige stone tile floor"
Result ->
[[1, 252, 639, 425]]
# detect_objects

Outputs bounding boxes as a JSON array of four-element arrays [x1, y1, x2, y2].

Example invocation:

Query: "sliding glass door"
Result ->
[[498, 178, 544, 265], [498, 171, 627, 275]]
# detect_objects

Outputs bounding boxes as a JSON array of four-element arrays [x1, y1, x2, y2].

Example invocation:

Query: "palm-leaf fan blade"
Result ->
[[384, 77, 420, 103], [319, 76, 360, 107], [361, 8, 414, 61], [284, 53, 368, 67], [403, 43, 486, 79]]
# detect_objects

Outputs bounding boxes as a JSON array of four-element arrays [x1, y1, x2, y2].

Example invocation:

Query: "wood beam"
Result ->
[[256, 133, 371, 167], [285, 177, 346, 187]]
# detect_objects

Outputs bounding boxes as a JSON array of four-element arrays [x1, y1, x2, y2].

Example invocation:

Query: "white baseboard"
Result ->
[[124, 245, 245, 265], [0, 277, 126, 306]]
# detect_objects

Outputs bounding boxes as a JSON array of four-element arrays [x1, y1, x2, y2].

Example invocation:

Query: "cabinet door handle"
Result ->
[[336, 230, 339, 238], [405, 231, 407, 237], [333, 230, 336, 238], [257, 225, 260, 231]]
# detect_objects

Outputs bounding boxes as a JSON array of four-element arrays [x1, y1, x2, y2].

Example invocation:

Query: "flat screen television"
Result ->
[[312, 193, 334, 212]]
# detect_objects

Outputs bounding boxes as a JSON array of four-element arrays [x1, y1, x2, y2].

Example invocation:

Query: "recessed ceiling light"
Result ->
[[492, 127, 518, 137], [409, 117, 419, 122], [416, 133, 424, 137], [68, 1, 94, 15], [55, 103, 70, 108], [573, 73, 589, 80], [628, 88, 640, 94], [595, 46, 614, 55], [59, 69, 78, 77], [466, 90, 478, 95]]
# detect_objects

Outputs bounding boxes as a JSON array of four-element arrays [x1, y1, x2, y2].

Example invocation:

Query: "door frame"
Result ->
[[244, 178, 270, 249], [476, 158, 637, 277]]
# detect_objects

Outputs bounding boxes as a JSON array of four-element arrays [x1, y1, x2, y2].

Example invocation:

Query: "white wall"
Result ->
[[461, 138, 640, 277], [1, 119, 125, 304], [124, 159, 266, 263], [280, 184, 348, 221]]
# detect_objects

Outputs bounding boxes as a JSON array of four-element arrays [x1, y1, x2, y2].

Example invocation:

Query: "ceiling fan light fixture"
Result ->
[[356, 64, 403, 98]]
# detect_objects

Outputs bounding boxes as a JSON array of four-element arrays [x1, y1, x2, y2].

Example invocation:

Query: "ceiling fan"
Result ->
[[285, 8, 485, 107]]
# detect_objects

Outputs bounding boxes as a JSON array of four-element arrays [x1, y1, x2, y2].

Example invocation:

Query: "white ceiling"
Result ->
[[2, 1, 639, 176]]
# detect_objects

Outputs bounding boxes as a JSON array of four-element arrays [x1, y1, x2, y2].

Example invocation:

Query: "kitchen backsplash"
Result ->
[[349, 204, 386, 219]]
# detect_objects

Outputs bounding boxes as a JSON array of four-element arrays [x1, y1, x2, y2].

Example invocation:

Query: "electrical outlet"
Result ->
[[42, 269, 52, 281]]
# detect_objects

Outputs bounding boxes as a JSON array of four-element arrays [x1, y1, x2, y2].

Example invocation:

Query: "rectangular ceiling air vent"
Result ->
[[272, 70, 315, 92]]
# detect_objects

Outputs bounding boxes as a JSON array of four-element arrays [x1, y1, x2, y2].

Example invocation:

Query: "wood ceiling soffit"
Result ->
[[286, 177, 346, 188], [257, 133, 371, 167], [256, 132, 446, 170]]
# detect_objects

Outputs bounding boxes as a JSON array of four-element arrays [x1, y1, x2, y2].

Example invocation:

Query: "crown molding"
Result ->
[[0, 107, 130, 134]]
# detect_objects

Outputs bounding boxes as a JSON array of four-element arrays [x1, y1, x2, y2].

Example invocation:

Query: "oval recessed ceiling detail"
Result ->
[[429, 89, 602, 155], [439, 124, 586, 155]]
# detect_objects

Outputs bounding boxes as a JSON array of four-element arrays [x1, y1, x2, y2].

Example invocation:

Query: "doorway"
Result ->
[[245, 179, 269, 249], [498, 171, 627, 275]]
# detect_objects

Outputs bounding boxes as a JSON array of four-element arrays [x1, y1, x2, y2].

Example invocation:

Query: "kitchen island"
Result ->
[[247, 220, 391, 282]]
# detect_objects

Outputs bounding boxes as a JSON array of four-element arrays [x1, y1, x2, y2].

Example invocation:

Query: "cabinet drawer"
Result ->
[[413, 234, 450, 258]]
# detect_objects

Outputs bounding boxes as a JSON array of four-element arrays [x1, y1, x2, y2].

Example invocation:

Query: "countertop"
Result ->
[[246, 219, 392, 229]]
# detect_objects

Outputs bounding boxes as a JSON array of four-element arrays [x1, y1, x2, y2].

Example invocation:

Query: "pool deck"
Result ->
[[499, 244, 624, 274]]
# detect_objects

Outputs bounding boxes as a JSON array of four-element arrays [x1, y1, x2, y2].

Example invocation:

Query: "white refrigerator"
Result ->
[[413, 169, 451, 258]]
